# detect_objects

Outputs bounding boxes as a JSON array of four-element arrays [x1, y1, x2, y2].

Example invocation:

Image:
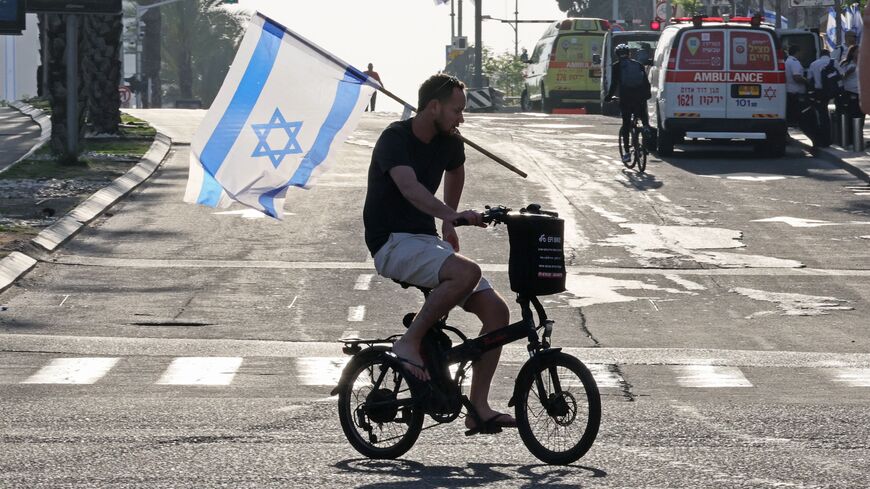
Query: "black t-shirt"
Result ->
[[363, 118, 465, 255]]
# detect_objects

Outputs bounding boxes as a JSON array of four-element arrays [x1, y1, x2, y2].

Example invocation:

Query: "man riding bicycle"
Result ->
[[605, 43, 652, 163], [362, 74, 516, 433]]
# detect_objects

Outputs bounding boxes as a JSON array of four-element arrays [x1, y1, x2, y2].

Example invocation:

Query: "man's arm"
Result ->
[[388, 166, 478, 225], [790, 62, 808, 85], [441, 166, 465, 251], [605, 62, 619, 100]]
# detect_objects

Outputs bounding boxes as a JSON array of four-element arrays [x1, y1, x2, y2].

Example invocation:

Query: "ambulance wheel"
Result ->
[[760, 131, 786, 157], [521, 90, 532, 112], [542, 95, 553, 114], [656, 127, 674, 156]]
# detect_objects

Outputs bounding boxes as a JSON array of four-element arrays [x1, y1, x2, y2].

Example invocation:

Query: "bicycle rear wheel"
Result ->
[[337, 348, 424, 459], [635, 127, 647, 173], [515, 352, 601, 465]]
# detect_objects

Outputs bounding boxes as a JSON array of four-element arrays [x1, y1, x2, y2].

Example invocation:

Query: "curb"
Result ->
[[0, 131, 172, 294], [788, 135, 870, 184], [1, 101, 52, 175]]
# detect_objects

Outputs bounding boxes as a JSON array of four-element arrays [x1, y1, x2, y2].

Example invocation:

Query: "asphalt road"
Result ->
[[2, 109, 869, 488]]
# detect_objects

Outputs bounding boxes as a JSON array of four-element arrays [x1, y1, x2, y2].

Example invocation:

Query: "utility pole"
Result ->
[[474, 0, 482, 88]]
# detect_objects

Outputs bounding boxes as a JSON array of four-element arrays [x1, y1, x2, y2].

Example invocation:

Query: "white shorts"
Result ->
[[373, 233, 492, 303]]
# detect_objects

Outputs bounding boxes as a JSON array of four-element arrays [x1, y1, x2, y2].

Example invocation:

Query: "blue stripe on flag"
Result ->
[[289, 69, 362, 187], [196, 19, 285, 206]]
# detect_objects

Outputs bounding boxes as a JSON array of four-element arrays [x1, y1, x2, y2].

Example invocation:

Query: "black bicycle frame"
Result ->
[[444, 294, 550, 365]]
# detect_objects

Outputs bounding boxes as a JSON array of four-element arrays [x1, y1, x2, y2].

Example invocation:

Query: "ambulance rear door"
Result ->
[[726, 29, 785, 120], [668, 29, 727, 120]]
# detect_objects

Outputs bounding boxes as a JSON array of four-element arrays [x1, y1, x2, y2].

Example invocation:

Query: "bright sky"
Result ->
[[229, 0, 566, 113]]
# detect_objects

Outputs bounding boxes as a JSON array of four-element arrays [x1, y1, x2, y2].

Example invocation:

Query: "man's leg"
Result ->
[[461, 288, 512, 427], [391, 254, 481, 381], [619, 103, 632, 154], [371, 93, 377, 111]]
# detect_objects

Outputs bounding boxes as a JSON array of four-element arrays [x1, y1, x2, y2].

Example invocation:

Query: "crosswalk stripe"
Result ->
[[354, 274, 374, 291], [585, 364, 625, 389], [21, 357, 119, 384], [347, 305, 365, 322], [296, 357, 349, 386], [156, 357, 243, 385], [831, 368, 870, 387], [673, 365, 753, 388]]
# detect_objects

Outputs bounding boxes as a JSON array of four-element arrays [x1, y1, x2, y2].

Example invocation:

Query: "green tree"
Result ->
[[160, 1, 245, 107], [672, 0, 704, 16], [482, 48, 525, 98]]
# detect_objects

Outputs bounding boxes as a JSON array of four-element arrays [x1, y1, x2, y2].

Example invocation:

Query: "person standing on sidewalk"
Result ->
[[785, 45, 808, 127], [808, 49, 837, 147], [364, 63, 383, 112], [838, 45, 864, 139]]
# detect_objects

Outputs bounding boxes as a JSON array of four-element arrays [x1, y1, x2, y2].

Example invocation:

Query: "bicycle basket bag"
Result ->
[[505, 205, 566, 296]]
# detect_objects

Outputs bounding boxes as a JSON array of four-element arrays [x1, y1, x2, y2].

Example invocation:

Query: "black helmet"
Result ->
[[615, 43, 630, 56]]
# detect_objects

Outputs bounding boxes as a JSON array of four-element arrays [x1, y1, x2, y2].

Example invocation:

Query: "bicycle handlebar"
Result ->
[[451, 204, 558, 226]]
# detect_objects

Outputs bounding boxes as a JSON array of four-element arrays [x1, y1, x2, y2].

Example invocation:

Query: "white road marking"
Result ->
[[664, 274, 706, 291], [354, 274, 374, 291], [59, 295, 70, 307], [156, 357, 243, 385], [585, 364, 625, 389], [752, 216, 839, 228], [213, 209, 273, 219], [523, 123, 592, 129], [674, 365, 753, 388], [347, 305, 366, 322], [22, 357, 119, 384], [731, 287, 853, 317], [296, 357, 349, 386], [831, 368, 870, 387]]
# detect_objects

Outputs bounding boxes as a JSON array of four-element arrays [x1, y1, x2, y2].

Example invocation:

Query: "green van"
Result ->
[[521, 18, 609, 113]]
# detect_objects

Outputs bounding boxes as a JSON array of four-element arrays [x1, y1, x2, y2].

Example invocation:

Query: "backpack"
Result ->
[[819, 60, 843, 98], [619, 59, 646, 89]]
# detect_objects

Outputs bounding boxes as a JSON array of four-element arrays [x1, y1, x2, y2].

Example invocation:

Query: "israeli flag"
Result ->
[[826, 7, 838, 50], [184, 13, 378, 219], [850, 4, 863, 42]]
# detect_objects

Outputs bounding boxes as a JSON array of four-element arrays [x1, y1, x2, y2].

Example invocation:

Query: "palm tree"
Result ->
[[82, 13, 123, 135], [43, 13, 86, 158]]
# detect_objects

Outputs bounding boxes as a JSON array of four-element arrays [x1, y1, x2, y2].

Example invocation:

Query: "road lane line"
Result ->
[[353, 274, 374, 290], [156, 357, 243, 385], [831, 368, 870, 387], [21, 357, 119, 384], [347, 305, 365, 322], [673, 365, 753, 388]]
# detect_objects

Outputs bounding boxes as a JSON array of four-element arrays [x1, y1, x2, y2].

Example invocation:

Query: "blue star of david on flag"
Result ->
[[251, 108, 304, 168]]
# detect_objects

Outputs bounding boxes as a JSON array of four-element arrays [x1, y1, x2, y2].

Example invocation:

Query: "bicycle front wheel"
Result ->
[[515, 352, 601, 465], [337, 348, 424, 459]]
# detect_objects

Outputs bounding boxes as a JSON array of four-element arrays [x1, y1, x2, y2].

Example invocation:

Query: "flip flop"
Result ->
[[391, 353, 430, 382], [464, 413, 517, 436]]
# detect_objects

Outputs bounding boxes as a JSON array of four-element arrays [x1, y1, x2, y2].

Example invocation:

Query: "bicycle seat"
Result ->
[[392, 279, 431, 296]]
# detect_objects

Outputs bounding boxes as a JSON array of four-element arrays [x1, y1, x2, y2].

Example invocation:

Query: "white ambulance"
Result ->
[[649, 15, 787, 156]]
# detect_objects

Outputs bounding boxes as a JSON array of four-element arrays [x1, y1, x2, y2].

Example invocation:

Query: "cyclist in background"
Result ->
[[605, 43, 652, 163]]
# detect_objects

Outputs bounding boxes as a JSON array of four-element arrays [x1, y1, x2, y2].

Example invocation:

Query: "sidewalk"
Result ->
[[0, 103, 170, 294], [0, 102, 49, 174], [788, 124, 870, 184]]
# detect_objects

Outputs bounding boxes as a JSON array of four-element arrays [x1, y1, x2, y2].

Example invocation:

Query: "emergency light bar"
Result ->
[[670, 14, 766, 28]]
